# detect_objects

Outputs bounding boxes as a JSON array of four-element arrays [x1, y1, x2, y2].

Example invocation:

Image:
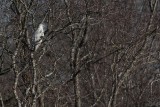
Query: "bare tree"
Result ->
[[0, 0, 160, 107]]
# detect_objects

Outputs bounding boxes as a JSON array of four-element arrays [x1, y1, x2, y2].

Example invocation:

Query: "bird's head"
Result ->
[[39, 23, 48, 33]]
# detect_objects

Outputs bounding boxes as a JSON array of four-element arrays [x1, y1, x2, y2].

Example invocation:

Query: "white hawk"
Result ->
[[33, 23, 47, 51]]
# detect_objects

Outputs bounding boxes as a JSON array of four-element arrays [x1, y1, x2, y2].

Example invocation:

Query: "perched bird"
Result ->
[[32, 23, 47, 51]]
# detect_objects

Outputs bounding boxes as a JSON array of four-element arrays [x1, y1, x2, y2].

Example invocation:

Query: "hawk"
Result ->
[[32, 23, 47, 51]]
